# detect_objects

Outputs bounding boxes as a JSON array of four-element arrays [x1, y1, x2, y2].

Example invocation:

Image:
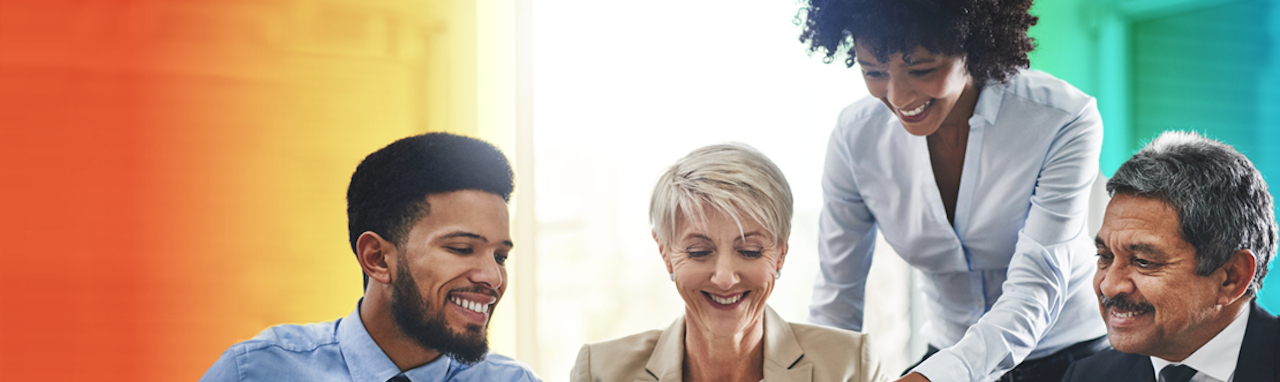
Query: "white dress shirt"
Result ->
[[810, 70, 1107, 382], [1151, 305, 1250, 382]]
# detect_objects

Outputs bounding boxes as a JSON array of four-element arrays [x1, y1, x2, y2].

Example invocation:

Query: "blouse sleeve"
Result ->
[[912, 99, 1104, 382], [809, 120, 880, 332]]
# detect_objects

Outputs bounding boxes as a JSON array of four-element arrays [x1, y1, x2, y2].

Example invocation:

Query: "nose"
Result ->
[[885, 75, 913, 109], [1096, 261, 1134, 299], [709, 252, 740, 290], [470, 252, 505, 289]]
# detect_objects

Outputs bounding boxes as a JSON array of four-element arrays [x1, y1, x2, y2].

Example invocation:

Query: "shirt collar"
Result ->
[[968, 78, 1005, 128], [1151, 305, 1250, 381], [338, 304, 456, 382]]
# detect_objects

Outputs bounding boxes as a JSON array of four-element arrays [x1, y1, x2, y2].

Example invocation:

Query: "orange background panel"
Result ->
[[0, 0, 491, 380]]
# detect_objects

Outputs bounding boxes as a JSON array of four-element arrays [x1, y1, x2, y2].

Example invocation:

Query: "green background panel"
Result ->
[[1029, 0, 1280, 310]]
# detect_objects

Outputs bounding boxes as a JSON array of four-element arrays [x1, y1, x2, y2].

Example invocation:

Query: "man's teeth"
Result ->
[[711, 293, 744, 305], [900, 99, 932, 117], [451, 297, 490, 314], [1113, 310, 1142, 318]]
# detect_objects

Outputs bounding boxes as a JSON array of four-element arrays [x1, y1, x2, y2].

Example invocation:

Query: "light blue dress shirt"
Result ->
[[810, 70, 1107, 382], [200, 307, 540, 382]]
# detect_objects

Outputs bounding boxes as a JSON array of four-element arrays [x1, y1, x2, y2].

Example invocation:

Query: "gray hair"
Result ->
[[650, 143, 794, 247], [1107, 131, 1277, 296]]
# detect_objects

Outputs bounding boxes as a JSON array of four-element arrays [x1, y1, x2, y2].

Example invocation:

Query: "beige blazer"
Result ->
[[570, 306, 889, 382]]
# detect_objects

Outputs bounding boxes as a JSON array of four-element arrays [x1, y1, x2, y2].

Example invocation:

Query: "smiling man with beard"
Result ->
[[1062, 131, 1280, 382], [201, 133, 541, 382]]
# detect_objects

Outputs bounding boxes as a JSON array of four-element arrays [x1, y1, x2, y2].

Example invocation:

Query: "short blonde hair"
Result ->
[[650, 143, 793, 247]]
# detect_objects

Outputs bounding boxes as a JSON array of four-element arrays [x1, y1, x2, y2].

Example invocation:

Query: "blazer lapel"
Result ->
[[1127, 355, 1156, 382], [642, 316, 687, 382], [1233, 302, 1279, 380], [762, 306, 812, 382]]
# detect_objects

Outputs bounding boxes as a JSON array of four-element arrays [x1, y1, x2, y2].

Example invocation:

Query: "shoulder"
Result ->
[[201, 320, 344, 382], [995, 69, 1095, 118], [1063, 349, 1147, 381], [456, 353, 543, 382], [833, 96, 895, 139], [579, 328, 663, 361], [572, 329, 664, 381], [786, 322, 886, 379], [788, 321, 871, 351], [232, 320, 341, 354]]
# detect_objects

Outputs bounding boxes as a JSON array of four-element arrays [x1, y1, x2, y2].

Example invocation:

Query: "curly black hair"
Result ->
[[799, 0, 1037, 85]]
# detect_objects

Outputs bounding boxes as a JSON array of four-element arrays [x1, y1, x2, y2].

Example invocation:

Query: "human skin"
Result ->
[[658, 208, 786, 382], [356, 190, 512, 370], [1093, 193, 1254, 362], [852, 40, 979, 138]]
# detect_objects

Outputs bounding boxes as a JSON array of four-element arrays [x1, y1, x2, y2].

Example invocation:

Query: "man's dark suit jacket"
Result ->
[[1061, 302, 1280, 382]]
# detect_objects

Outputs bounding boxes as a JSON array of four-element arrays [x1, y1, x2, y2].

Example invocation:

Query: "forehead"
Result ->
[[853, 41, 947, 65], [1098, 194, 1189, 252], [673, 206, 771, 241], [411, 190, 511, 240]]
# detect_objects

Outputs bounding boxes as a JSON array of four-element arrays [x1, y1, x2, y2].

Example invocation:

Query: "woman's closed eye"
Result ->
[[686, 250, 712, 258], [738, 250, 763, 259], [909, 68, 935, 76]]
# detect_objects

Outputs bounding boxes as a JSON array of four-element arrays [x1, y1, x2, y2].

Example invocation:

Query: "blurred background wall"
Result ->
[[0, 0, 522, 380], [0, 0, 1277, 381]]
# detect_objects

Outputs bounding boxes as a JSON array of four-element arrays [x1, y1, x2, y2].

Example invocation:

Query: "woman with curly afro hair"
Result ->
[[800, 1, 1107, 382]]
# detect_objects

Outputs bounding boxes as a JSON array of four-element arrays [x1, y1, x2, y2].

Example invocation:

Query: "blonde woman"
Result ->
[[571, 144, 889, 382]]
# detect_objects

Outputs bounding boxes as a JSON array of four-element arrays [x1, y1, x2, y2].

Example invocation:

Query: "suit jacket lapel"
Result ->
[[1233, 302, 1279, 381], [763, 306, 812, 382], [642, 315, 686, 382], [1128, 355, 1156, 382], [643, 306, 812, 382]]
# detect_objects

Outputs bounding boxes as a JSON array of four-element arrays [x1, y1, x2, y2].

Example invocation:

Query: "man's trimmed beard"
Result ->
[[389, 253, 490, 365]]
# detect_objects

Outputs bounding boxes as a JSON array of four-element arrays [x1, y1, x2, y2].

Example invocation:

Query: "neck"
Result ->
[[931, 81, 981, 147], [360, 289, 443, 371], [1156, 298, 1250, 362], [682, 314, 765, 382]]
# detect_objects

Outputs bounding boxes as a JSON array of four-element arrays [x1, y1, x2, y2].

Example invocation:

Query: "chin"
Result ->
[[1104, 333, 1150, 355], [897, 116, 944, 135], [902, 124, 939, 136]]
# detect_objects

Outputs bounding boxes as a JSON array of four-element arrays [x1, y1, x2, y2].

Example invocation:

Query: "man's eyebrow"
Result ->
[[1095, 237, 1106, 248], [441, 231, 514, 248], [442, 231, 487, 242], [1125, 243, 1165, 258]]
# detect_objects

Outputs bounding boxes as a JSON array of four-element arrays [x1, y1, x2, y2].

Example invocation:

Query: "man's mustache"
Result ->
[[1099, 293, 1154, 313], [450, 285, 500, 299]]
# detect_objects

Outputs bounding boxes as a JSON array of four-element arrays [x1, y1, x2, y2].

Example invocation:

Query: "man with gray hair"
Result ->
[[1062, 131, 1279, 382]]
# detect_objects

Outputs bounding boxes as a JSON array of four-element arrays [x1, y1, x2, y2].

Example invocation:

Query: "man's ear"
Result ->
[[653, 231, 673, 274], [1217, 249, 1257, 305], [356, 231, 396, 286]]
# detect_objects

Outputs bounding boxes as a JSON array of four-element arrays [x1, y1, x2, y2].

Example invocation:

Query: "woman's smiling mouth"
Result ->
[[899, 99, 933, 117], [702, 291, 748, 309]]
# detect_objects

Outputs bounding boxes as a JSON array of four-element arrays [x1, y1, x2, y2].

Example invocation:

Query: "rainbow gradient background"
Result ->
[[1, 1, 1276, 381]]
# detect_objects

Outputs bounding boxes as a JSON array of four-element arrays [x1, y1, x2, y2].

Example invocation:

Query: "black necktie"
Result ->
[[388, 375, 412, 382], [1159, 364, 1197, 382]]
